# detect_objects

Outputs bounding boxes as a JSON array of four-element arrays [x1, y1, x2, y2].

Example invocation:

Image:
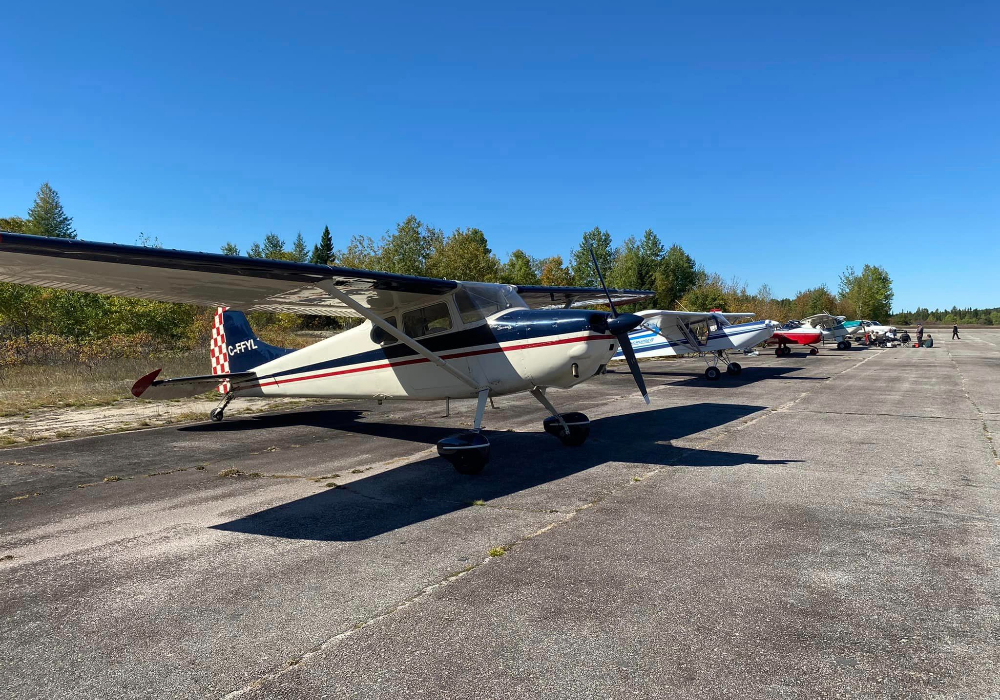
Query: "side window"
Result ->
[[370, 316, 398, 345], [403, 302, 453, 338], [455, 289, 483, 324]]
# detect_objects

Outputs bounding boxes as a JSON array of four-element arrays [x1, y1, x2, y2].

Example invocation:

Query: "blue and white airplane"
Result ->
[[613, 310, 777, 380], [0, 232, 654, 473]]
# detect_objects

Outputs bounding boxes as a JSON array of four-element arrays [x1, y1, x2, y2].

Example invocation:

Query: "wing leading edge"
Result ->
[[0, 232, 655, 315]]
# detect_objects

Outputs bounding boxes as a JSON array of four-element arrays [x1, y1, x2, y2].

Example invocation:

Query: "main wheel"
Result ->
[[543, 412, 590, 447], [845, 340, 852, 349], [809, 347, 819, 355], [705, 366, 721, 381], [774, 347, 783, 357], [836, 341, 847, 350], [437, 432, 490, 474], [210, 408, 225, 422], [727, 363, 742, 376]]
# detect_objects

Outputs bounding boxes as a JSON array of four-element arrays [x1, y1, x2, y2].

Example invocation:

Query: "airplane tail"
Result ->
[[211, 307, 293, 391]]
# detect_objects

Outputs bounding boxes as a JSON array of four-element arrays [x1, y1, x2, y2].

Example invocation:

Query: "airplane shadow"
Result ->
[[211, 402, 798, 542], [610, 366, 827, 386]]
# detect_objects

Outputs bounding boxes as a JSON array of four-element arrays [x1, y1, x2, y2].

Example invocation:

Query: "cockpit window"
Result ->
[[403, 302, 453, 338], [454, 282, 525, 324]]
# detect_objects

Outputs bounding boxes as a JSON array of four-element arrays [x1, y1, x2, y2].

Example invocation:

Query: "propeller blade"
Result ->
[[589, 246, 617, 318], [617, 332, 650, 405]]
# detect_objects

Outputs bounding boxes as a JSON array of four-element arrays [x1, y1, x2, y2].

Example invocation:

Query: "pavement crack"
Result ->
[[946, 349, 999, 467]]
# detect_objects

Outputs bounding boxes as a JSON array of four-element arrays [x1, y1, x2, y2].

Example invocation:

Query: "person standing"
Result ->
[[916, 323, 924, 346], [953, 324, 960, 340]]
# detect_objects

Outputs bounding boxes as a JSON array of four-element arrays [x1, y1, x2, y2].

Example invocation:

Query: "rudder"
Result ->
[[210, 307, 293, 392]]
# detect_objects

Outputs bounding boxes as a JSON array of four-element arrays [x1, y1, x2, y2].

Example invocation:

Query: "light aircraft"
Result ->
[[0, 232, 655, 474], [844, 319, 896, 343], [766, 322, 823, 356], [611, 310, 776, 380], [797, 312, 853, 350]]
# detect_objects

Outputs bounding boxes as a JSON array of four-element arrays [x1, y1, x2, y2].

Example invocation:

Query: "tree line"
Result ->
[[0, 182, 923, 366]]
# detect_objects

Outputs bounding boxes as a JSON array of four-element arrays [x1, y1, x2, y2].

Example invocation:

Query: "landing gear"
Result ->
[[438, 389, 492, 474], [705, 366, 721, 381], [809, 347, 819, 355], [775, 345, 792, 356], [836, 341, 847, 350], [543, 411, 591, 446], [703, 351, 740, 380], [210, 392, 234, 422], [531, 387, 591, 448], [726, 362, 742, 376]]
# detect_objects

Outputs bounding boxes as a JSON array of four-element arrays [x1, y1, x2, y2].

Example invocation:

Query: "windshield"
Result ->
[[454, 282, 526, 324]]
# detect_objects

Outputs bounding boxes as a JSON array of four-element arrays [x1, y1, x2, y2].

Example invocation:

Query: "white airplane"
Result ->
[[0, 233, 654, 474], [612, 310, 777, 380], [797, 312, 853, 350], [843, 319, 896, 342]]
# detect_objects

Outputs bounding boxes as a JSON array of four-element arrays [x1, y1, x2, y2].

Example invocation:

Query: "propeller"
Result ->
[[589, 247, 650, 405]]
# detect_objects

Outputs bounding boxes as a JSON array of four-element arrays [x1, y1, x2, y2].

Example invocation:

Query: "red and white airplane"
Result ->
[[0, 232, 654, 474], [766, 323, 823, 356]]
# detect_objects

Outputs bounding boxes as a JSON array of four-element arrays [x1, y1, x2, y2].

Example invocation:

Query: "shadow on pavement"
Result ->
[[611, 366, 827, 386], [212, 402, 793, 542]]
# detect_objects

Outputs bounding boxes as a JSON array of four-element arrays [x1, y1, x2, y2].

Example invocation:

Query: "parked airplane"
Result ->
[[612, 310, 776, 380], [844, 319, 896, 342], [767, 322, 823, 356], [798, 312, 853, 350], [0, 232, 654, 474]]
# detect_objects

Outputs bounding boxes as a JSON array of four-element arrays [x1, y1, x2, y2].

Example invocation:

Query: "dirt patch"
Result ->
[[0, 395, 328, 446]]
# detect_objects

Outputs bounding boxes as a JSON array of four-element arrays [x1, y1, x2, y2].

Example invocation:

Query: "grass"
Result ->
[[488, 546, 507, 558], [0, 350, 208, 416]]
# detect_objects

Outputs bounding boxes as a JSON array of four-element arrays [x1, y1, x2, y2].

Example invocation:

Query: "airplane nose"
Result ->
[[606, 313, 644, 335]]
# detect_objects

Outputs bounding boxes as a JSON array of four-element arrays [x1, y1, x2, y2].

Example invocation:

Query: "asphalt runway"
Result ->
[[3, 332, 999, 699]]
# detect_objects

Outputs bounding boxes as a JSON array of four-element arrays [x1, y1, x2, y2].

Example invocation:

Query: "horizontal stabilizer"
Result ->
[[131, 369, 256, 400]]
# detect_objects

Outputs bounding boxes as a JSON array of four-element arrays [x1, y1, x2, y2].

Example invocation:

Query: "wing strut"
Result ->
[[316, 282, 484, 392]]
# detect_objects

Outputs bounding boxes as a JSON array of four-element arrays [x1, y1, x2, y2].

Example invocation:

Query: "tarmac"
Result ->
[[2, 331, 998, 699]]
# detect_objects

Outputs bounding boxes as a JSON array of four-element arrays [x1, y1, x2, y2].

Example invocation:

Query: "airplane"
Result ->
[[843, 319, 896, 343], [797, 312, 853, 350], [0, 232, 655, 474], [766, 322, 823, 356], [611, 310, 777, 380]]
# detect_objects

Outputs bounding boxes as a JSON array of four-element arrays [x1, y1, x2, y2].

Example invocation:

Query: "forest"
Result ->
[[1, 181, 980, 369]]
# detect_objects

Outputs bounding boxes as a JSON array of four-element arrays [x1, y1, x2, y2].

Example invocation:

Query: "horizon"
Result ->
[[2, 2, 997, 311]]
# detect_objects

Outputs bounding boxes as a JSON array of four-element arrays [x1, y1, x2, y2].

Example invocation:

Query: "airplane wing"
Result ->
[[635, 309, 715, 325], [801, 312, 845, 327], [515, 285, 654, 309], [0, 232, 653, 316]]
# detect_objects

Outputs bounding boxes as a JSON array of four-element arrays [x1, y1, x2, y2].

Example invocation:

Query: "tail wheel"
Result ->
[[210, 408, 225, 422], [705, 366, 721, 381]]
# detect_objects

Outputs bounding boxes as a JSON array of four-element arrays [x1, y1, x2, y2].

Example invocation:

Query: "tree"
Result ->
[[426, 228, 501, 282], [290, 232, 309, 263], [220, 242, 240, 256], [337, 235, 379, 270], [377, 215, 440, 276], [570, 227, 615, 286], [608, 236, 642, 290], [839, 264, 894, 321], [26, 183, 76, 239], [792, 285, 839, 318], [0, 216, 28, 233], [309, 225, 335, 265], [539, 256, 573, 286], [655, 244, 697, 308], [261, 233, 286, 260], [637, 229, 665, 290], [499, 250, 540, 286]]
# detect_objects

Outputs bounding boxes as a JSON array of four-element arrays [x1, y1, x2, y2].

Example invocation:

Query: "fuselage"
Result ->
[[614, 319, 775, 360], [768, 329, 823, 346], [231, 308, 620, 401]]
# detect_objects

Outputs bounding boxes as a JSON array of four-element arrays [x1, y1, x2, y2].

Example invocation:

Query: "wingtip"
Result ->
[[131, 368, 162, 398]]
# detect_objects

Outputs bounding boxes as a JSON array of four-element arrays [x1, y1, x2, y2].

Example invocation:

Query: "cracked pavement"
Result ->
[[2, 332, 999, 699]]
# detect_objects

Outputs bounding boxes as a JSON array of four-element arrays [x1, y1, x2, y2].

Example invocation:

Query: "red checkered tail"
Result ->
[[211, 307, 293, 393]]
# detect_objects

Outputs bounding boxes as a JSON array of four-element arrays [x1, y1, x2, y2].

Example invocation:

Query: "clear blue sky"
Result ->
[[2, 1, 997, 311]]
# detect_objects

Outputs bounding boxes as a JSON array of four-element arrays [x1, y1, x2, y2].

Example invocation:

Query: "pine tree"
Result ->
[[309, 225, 335, 265], [220, 242, 240, 256], [26, 183, 76, 238], [290, 232, 309, 263]]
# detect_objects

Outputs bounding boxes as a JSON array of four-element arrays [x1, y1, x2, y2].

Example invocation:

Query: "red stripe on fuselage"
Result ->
[[238, 333, 615, 390]]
